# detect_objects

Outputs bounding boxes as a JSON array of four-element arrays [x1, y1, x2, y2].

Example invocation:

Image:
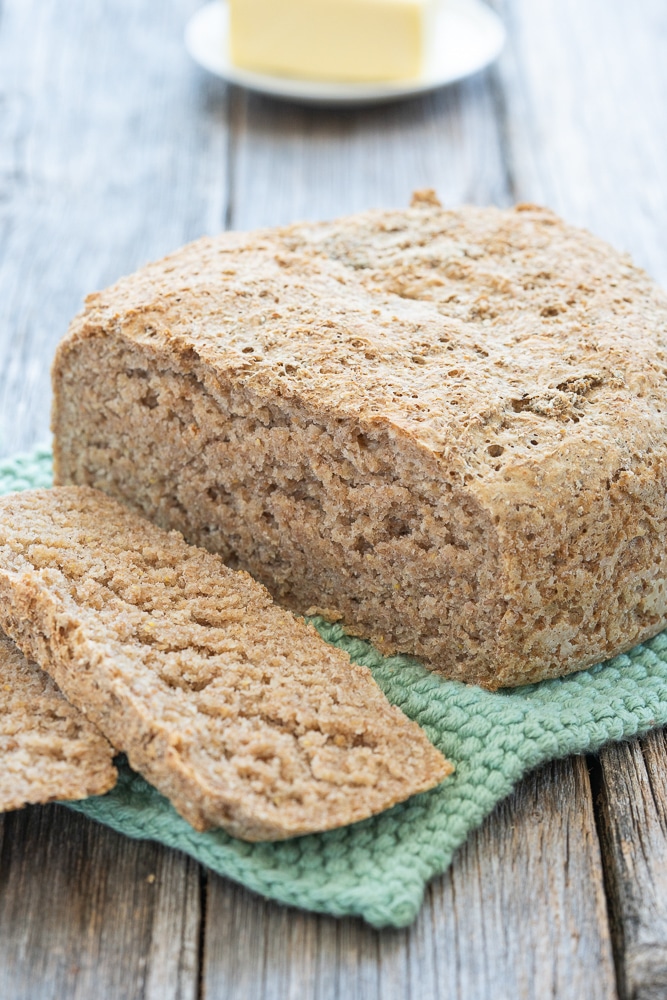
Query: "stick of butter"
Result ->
[[229, 0, 436, 83]]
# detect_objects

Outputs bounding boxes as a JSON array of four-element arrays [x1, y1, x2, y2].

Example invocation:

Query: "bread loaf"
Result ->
[[52, 202, 667, 688], [0, 633, 116, 812], [0, 487, 451, 839]]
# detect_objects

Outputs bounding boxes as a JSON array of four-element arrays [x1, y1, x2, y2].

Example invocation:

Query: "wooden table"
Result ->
[[1, 2, 666, 997]]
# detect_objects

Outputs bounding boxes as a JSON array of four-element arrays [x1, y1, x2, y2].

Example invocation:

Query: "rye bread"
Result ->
[[0, 633, 116, 812], [51, 200, 667, 688], [0, 487, 451, 840]]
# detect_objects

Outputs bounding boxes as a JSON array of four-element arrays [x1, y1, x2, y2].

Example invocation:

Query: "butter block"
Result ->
[[229, 0, 434, 83]]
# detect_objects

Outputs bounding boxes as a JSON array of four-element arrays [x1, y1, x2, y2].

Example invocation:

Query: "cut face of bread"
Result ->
[[52, 203, 667, 688], [0, 633, 117, 812], [0, 487, 451, 840]]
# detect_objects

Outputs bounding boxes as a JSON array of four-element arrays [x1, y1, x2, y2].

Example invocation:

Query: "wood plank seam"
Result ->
[[588, 752, 627, 999], [197, 867, 208, 1000]]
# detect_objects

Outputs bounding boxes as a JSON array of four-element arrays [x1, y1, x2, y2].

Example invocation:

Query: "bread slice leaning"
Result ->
[[0, 487, 451, 840], [0, 632, 117, 812]]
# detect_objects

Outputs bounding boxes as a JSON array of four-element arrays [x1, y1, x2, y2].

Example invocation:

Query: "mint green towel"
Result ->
[[2, 447, 666, 928]]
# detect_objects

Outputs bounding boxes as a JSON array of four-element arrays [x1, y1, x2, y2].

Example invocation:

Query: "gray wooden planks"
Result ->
[[497, 0, 667, 283], [0, 804, 201, 1000], [435, 757, 616, 1000], [596, 734, 667, 1000], [202, 758, 616, 1000], [228, 76, 512, 232], [0, 0, 228, 458]]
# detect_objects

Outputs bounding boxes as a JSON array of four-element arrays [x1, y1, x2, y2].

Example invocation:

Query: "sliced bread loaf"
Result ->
[[51, 202, 667, 687], [0, 487, 451, 839], [0, 633, 117, 812]]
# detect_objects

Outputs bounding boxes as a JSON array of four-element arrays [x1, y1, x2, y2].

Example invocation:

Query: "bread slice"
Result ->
[[0, 487, 451, 839], [51, 201, 667, 688], [0, 633, 117, 812]]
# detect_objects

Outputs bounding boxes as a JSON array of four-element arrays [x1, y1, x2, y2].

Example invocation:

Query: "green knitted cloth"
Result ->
[[2, 447, 667, 928]]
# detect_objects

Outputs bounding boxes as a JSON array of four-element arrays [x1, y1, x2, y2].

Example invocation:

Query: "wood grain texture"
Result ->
[[0, 0, 228, 458], [0, 804, 201, 1000], [227, 74, 512, 232], [202, 758, 616, 1000], [596, 734, 667, 1000], [497, 0, 667, 283]]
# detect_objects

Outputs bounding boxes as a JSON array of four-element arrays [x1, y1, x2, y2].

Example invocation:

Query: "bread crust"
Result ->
[[0, 633, 117, 811], [0, 487, 451, 839], [52, 203, 667, 687]]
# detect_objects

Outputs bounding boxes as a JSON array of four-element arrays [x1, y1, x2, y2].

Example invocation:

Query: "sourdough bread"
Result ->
[[0, 487, 451, 839], [0, 633, 116, 812], [52, 202, 667, 687]]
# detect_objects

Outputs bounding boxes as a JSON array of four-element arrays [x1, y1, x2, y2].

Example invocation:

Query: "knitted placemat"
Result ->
[[2, 447, 667, 928]]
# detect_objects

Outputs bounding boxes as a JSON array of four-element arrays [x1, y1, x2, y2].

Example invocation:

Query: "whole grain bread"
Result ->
[[0, 487, 451, 839], [52, 200, 667, 688], [0, 633, 116, 812]]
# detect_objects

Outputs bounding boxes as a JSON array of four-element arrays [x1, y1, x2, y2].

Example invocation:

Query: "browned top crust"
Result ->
[[64, 202, 667, 492], [0, 487, 451, 839], [53, 202, 667, 687], [0, 633, 117, 812]]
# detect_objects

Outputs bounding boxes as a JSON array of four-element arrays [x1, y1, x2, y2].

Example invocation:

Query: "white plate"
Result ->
[[185, 0, 506, 106]]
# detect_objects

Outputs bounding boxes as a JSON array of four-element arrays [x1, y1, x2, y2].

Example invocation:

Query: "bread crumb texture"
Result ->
[[52, 203, 667, 687], [0, 487, 451, 839], [0, 633, 117, 811]]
